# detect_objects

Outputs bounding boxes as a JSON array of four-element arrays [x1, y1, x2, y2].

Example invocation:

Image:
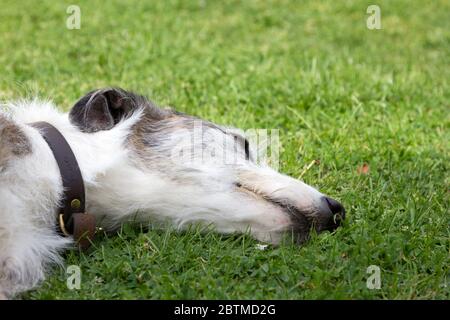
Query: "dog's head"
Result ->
[[69, 88, 345, 244]]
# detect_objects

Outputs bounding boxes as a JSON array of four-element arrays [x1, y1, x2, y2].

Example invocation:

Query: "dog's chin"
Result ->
[[266, 199, 344, 245]]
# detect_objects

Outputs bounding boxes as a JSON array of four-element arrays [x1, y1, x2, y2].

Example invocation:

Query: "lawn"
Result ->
[[0, 0, 448, 299]]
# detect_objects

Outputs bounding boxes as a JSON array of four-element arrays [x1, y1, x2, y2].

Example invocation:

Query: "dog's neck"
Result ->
[[9, 100, 140, 185]]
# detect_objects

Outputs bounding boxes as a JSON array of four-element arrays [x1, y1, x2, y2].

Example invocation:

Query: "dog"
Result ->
[[0, 88, 345, 298]]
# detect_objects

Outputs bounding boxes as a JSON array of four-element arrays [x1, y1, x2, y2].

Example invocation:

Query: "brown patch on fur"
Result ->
[[0, 115, 31, 165], [128, 106, 228, 164], [127, 106, 176, 158], [128, 103, 251, 175]]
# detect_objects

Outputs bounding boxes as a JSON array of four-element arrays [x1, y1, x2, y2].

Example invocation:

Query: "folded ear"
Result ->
[[69, 88, 140, 133], [0, 115, 31, 169]]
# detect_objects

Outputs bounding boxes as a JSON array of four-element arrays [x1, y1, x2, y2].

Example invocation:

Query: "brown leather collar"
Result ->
[[30, 121, 96, 250]]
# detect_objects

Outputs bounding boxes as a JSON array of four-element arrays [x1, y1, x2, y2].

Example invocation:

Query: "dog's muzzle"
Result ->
[[29, 121, 96, 250]]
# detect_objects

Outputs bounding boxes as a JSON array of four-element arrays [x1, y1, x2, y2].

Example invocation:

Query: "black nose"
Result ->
[[316, 197, 345, 231], [323, 197, 345, 219], [319, 196, 346, 231]]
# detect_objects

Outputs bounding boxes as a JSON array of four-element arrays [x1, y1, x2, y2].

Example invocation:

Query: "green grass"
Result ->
[[1, 0, 449, 299]]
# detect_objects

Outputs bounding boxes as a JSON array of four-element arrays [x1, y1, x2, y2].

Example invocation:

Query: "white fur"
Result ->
[[0, 99, 326, 297]]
